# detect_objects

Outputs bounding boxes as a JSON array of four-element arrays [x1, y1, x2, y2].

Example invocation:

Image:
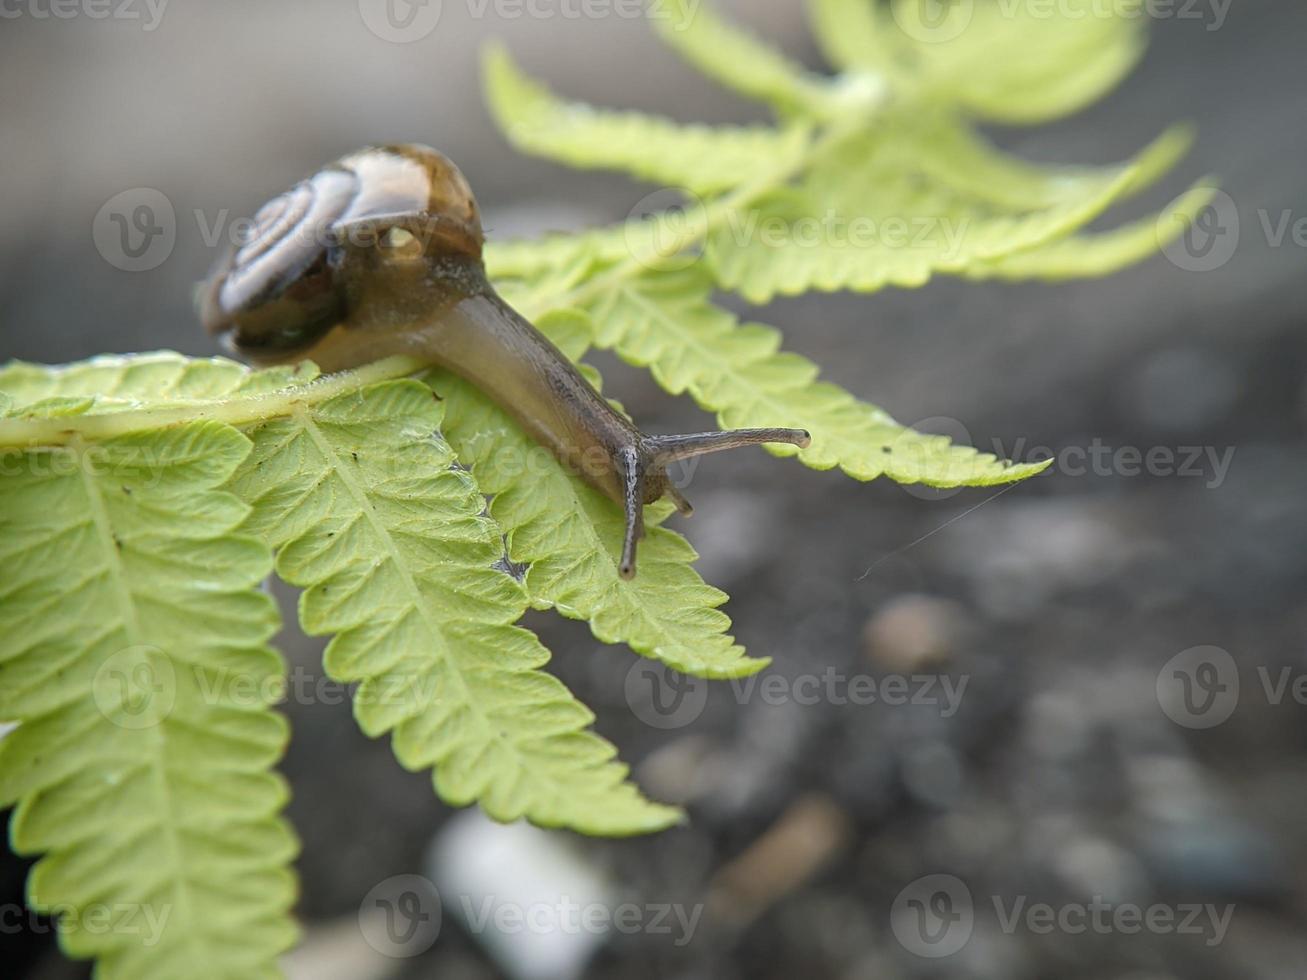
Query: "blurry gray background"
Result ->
[[3, 1, 1307, 978]]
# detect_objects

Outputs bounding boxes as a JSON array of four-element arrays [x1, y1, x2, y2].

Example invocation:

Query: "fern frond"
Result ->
[[704, 126, 1173, 303], [910, 0, 1147, 124], [486, 127, 1201, 313], [809, 0, 1147, 124], [0, 351, 319, 412], [571, 265, 1048, 485], [485, 45, 811, 195], [906, 119, 1194, 212], [805, 0, 894, 76], [967, 182, 1220, 281], [482, 17, 1200, 306], [0, 421, 297, 979], [650, 0, 838, 117], [227, 379, 680, 835], [486, 224, 631, 286]]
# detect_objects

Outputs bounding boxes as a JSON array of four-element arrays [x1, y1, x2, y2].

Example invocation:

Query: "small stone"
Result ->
[[427, 811, 615, 980], [706, 794, 852, 927], [636, 734, 723, 805], [862, 594, 971, 672], [282, 915, 404, 980]]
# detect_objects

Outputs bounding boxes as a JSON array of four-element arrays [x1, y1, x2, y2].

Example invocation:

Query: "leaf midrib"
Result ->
[[72, 436, 202, 971], [291, 405, 559, 810]]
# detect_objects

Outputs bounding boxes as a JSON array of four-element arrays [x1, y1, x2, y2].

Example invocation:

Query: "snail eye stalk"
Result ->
[[645, 428, 811, 465], [615, 427, 810, 579]]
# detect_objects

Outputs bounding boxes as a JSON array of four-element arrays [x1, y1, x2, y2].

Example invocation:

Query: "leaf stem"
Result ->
[[0, 355, 426, 448]]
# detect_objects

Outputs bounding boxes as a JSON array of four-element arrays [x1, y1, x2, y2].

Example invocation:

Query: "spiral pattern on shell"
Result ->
[[217, 168, 358, 319], [199, 145, 485, 359]]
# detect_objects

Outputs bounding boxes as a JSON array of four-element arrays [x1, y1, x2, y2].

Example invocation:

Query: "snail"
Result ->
[[199, 145, 809, 579]]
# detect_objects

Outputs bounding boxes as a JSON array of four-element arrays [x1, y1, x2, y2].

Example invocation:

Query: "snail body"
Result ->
[[200, 145, 808, 578]]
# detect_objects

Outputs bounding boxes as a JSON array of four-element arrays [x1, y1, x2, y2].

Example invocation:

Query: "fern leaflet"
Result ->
[[0, 420, 296, 979]]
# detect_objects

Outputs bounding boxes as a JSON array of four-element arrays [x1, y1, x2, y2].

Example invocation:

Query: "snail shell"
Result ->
[[200, 145, 482, 361]]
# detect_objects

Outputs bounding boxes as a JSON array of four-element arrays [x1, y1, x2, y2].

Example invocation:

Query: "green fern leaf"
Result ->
[[486, 226, 624, 283], [7, 395, 97, 418], [905, 118, 1194, 211], [704, 125, 1173, 303], [481, 1, 1199, 312], [967, 182, 1221, 281], [651, 0, 839, 117], [484, 44, 810, 195], [573, 265, 1047, 485], [227, 379, 680, 835], [805, 0, 893, 77], [913, 0, 1146, 124], [811, 0, 1147, 124], [0, 351, 319, 414], [0, 421, 297, 979], [484, 123, 1199, 311]]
